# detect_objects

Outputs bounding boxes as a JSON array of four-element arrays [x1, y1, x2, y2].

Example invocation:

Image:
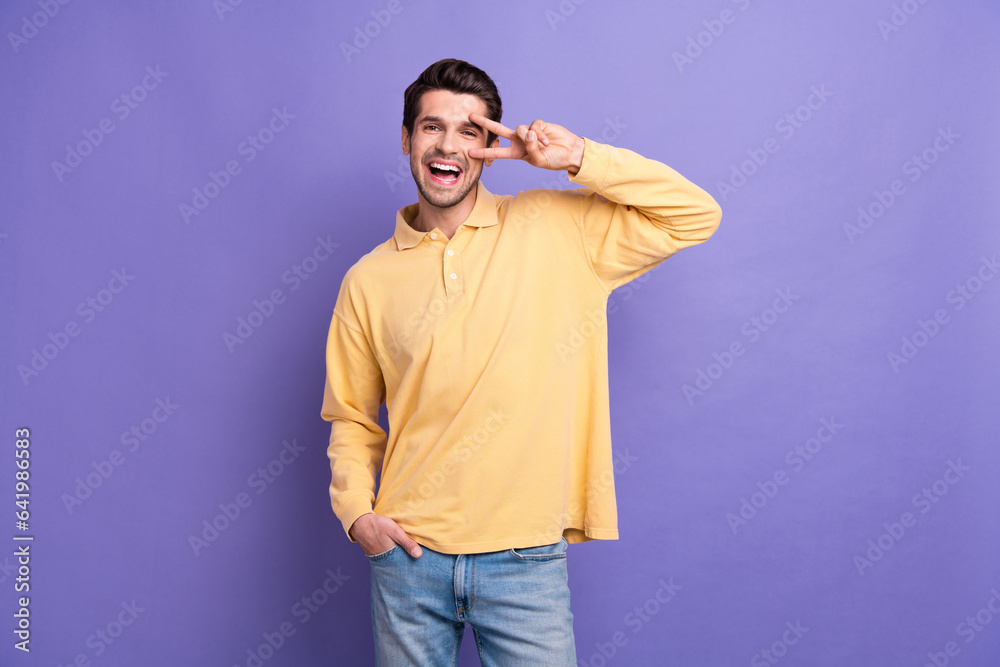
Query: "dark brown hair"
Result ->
[[402, 59, 503, 148]]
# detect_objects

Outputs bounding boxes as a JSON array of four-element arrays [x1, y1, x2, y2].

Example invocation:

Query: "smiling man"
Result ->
[[407, 90, 483, 210], [321, 58, 722, 665]]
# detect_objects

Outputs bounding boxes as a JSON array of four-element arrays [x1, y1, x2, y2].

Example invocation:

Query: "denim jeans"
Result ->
[[368, 537, 577, 666]]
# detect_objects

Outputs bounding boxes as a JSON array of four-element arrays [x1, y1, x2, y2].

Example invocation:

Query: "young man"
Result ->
[[321, 58, 722, 665]]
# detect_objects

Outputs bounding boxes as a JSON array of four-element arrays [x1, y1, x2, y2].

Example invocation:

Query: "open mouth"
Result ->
[[426, 160, 463, 186]]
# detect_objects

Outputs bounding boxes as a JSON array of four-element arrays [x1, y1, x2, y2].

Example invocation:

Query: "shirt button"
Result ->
[[447, 249, 454, 256], [450, 273, 457, 280], [430, 233, 437, 239]]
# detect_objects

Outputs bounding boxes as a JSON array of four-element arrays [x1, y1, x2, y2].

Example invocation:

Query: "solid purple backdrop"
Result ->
[[2, 1, 999, 665]]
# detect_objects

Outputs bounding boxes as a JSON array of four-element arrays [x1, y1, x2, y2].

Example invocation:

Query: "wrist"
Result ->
[[349, 512, 374, 539], [567, 136, 585, 175]]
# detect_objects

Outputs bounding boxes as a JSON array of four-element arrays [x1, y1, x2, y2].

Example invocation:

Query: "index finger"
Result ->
[[469, 112, 514, 140]]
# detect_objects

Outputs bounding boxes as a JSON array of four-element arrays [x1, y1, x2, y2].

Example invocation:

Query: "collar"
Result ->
[[392, 180, 499, 251]]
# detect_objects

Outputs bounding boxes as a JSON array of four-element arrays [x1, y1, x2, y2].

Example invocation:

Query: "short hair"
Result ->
[[402, 58, 503, 148]]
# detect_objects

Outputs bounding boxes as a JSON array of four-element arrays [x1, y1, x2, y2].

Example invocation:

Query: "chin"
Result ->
[[417, 176, 478, 209]]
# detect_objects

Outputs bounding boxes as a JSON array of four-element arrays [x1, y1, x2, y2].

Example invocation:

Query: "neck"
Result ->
[[411, 186, 478, 240]]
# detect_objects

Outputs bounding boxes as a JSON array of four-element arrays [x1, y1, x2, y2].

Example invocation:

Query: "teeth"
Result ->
[[430, 162, 459, 172]]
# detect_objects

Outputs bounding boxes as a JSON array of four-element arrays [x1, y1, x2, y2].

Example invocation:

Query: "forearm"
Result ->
[[568, 137, 722, 245], [327, 420, 384, 543], [321, 304, 388, 543]]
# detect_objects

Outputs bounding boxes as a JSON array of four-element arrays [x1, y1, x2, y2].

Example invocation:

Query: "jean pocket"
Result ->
[[365, 544, 400, 562], [509, 536, 568, 561]]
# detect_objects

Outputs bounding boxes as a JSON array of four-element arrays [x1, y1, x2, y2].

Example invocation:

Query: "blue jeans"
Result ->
[[368, 537, 577, 666]]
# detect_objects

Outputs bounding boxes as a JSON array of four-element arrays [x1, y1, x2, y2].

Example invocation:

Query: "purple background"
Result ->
[[2, 1, 999, 665]]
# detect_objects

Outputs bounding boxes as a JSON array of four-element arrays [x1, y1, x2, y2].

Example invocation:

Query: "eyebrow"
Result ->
[[418, 116, 482, 132]]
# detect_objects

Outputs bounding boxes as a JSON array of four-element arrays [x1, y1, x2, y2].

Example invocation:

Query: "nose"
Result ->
[[438, 128, 459, 156]]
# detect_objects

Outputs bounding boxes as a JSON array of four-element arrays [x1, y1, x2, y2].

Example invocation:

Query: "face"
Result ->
[[402, 89, 498, 210]]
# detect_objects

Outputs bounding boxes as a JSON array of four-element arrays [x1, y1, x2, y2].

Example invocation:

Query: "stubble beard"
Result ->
[[410, 153, 480, 210]]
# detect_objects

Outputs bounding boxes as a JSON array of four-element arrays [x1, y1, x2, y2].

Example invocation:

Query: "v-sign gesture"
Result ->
[[468, 112, 586, 175]]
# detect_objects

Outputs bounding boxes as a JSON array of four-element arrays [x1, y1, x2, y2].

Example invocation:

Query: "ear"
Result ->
[[484, 135, 499, 168], [401, 124, 410, 155]]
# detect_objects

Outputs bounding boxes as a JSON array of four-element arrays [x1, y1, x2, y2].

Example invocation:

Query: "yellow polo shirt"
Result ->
[[321, 137, 721, 554]]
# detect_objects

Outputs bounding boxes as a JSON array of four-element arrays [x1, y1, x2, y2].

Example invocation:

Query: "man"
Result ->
[[321, 58, 722, 665]]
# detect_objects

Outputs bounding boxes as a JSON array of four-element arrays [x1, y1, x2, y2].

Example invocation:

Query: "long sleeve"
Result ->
[[566, 137, 723, 292], [314, 135, 721, 553], [320, 283, 387, 542]]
